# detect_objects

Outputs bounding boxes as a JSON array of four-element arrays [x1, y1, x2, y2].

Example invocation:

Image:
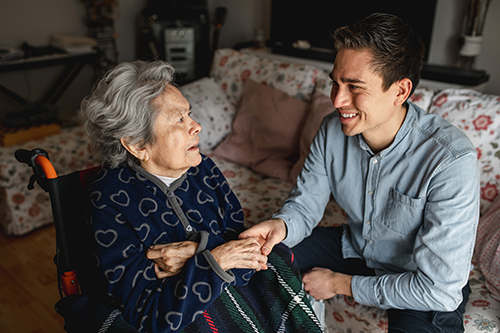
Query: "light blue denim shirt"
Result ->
[[275, 102, 479, 312]]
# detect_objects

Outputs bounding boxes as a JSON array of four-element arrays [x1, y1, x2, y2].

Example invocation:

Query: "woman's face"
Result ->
[[142, 85, 202, 178]]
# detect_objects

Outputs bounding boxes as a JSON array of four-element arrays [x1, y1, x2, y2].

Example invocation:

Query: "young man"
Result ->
[[239, 13, 479, 333]]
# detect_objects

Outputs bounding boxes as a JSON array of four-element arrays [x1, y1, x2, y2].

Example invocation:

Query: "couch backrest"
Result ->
[[201, 48, 500, 216], [210, 48, 323, 105]]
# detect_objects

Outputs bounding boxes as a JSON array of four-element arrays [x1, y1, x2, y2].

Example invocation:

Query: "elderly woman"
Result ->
[[81, 60, 321, 333]]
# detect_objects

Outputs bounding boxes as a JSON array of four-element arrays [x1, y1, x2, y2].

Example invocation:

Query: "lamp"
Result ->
[[457, 0, 493, 69]]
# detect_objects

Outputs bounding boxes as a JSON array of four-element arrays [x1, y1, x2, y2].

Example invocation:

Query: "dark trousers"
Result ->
[[291, 226, 471, 333]]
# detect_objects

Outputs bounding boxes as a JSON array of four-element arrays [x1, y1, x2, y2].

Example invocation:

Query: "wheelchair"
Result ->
[[15, 148, 138, 333], [16, 148, 324, 333]]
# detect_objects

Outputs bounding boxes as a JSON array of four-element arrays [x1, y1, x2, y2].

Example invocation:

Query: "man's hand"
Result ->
[[302, 267, 353, 300], [146, 241, 198, 279], [238, 219, 287, 255], [211, 237, 268, 271]]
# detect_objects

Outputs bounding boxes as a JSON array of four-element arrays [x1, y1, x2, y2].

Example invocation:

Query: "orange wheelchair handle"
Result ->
[[34, 155, 57, 179], [15, 148, 57, 179]]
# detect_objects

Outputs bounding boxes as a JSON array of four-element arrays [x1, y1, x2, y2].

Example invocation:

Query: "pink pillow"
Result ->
[[475, 197, 500, 302], [213, 79, 309, 180], [289, 92, 335, 184]]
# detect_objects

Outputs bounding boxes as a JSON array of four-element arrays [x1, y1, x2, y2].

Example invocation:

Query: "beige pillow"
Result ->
[[289, 91, 335, 184], [213, 79, 309, 180]]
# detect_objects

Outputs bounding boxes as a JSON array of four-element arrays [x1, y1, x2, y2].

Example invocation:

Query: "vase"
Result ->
[[457, 0, 492, 69]]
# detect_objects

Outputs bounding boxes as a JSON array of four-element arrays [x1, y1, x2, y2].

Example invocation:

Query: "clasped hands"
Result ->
[[238, 218, 353, 300], [146, 237, 268, 279], [146, 218, 352, 300]]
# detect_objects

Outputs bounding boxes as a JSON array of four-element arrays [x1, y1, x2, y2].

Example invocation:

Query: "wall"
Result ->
[[429, 0, 500, 94], [0, 0, 146, 120], [207, 0, 271, 50], [0, 0, 498, 122], [210, 0, 499, 95]]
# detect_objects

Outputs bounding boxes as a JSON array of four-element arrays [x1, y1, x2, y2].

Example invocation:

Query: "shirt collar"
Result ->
[[356, 102, 417, 157], [130, 162, 188, 193]]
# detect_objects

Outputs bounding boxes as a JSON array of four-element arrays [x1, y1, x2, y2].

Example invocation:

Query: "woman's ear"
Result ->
[[120, 137, 148, 162], [395, 78, 413, 106]]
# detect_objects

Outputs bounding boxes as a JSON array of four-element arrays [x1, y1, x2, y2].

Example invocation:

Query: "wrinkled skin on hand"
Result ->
[[210, 237, 268, 271], [146, 241, 198, 279], [146, 237, 268, 279]]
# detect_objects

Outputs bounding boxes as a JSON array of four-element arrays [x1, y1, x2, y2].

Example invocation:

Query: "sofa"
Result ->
[[181, 49, 500, 333], [1, 48, 498, 332]]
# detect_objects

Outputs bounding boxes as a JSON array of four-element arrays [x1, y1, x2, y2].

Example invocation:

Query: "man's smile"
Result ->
[[339, 112, 358, 119]]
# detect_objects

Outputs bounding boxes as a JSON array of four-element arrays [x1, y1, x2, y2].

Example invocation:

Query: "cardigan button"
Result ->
[[167, 191, 174, 197]]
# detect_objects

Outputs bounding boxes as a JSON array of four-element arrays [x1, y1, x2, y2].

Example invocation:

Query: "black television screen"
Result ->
[[270, 0, 437, 63]]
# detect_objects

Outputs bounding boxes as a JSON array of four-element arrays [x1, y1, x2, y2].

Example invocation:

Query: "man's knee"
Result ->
[[387, 283, 470, 333]]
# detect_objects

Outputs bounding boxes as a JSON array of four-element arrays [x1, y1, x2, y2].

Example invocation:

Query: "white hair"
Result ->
[[81, 60, 176, 168]]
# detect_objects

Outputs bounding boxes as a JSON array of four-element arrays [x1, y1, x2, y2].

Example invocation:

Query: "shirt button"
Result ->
[[373, 159, 378, 164], [368, 190, 373, 195], [366, 221, 371, 225], [369, 240, 374, 244], [186, 225, 193, 232]]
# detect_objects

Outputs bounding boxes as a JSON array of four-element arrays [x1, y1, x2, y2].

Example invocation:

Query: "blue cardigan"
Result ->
[[89, 155, 254, 332]]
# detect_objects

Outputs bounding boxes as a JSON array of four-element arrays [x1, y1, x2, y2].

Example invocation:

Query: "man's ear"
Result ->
[[120, 137, 148, 162], [395, 78, 413, 106]]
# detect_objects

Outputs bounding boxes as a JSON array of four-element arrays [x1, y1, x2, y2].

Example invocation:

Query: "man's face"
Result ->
[[330, 48, 407, 151]]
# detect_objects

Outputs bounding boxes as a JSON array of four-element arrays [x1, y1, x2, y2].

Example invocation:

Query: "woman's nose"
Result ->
[[190, 118, 201, 135]]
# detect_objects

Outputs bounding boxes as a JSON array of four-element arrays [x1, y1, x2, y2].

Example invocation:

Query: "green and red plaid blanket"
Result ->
[[182, 243, 323, 333]]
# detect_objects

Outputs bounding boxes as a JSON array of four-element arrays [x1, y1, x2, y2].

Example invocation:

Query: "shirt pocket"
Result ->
[[381, 187, 425, 239]]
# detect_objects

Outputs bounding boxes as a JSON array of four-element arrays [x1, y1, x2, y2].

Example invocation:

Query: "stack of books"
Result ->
[[50, 34, 98, 54]]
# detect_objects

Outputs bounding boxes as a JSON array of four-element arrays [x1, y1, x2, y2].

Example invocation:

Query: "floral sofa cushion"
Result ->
[[0, 125, 100, 235], [179, 77, 236, 152], [429, 89, 500, 215], [210, 48, 322, 104]]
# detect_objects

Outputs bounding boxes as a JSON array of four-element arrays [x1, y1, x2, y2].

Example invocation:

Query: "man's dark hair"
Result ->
[[333, 13, 425, 96]]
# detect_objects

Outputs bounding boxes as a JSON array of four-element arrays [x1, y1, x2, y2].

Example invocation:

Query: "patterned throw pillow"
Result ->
[[429, 88, 500, 215], [410, 86, 436, 111], [210, 48, 320, 105], [475, 196, 500, 302], [180, 77, 236, 153]]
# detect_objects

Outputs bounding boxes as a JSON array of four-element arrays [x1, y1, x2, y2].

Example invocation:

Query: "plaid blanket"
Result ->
[[182, 243, 323, 333], [56, 243, 322, 332]]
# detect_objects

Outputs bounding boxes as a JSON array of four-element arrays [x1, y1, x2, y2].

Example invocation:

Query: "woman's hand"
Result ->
[[211, 237, 268, 272], [146, 241, 198, 279]]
